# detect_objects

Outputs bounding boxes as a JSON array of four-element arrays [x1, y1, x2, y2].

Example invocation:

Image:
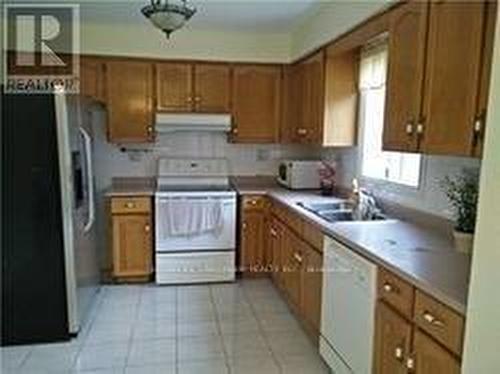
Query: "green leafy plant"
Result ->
[[440, 169, 479, 234]]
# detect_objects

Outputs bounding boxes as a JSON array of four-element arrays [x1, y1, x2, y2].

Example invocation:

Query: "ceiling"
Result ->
[[79, 0, 322, 34]]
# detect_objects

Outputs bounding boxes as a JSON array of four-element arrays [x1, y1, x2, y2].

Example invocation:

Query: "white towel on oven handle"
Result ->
[[158, 198, 224, 238]]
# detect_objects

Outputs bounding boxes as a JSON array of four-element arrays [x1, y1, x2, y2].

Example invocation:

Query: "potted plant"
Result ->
[[440, 169, 480, 254], [318, 161, 336, 196]]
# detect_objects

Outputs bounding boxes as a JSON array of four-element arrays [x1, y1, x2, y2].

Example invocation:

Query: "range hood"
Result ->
[[155, 113, 232, 133]]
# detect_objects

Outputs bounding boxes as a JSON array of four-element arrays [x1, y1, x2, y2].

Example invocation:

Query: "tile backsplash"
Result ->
[[91, 108, 320, 191]]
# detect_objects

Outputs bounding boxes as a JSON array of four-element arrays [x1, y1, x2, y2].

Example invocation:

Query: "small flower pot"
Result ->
[[453, 230, 474, 254]]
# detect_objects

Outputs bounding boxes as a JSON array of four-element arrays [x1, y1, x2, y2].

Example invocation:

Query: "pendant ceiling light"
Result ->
[[141, 0, 196, 39]]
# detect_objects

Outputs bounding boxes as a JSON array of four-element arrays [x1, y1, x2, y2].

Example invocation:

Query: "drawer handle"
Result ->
[[422, 311, 445, 327], [394, 346, 404, 361], [270, 228, 278, 237], [144, 224, 151, 232], [293, 253, 303, 264], [125, 202, 136, 208]]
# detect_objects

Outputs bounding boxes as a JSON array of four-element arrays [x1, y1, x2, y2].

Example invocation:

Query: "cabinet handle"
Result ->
[[144, 224, 151, 232], [405, 122, 414, 135], [394, 346, 404, 361], [293, 252, 303, 264], [270, 228, 277, 237], [250, 200, 257, 205], [242, 222, 247, 230], [422, 311, 445, 327], [194, 96, 201, 102], [146, 126, 154, 136], [416, 121, 424, 150], [406, 357, 415, 371], [232, 127, 238, 135], [297, 128, 307, 136], [125, 202, 136, 208], [186, 96, 193, 103], [472, 117, 483, 148]]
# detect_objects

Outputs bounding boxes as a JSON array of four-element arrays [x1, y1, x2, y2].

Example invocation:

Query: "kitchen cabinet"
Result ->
[[374, 267, 463, 374], [194, 64, 231, 112], [156, 62, 231, 113], [285, 50, 358, 146], [80, 57, 106, 103], [281, 232, 303, 308], [412, 330, 460, 374], [231, 65, 281, 143], [240, 196, 268, 275], [301, 242, 323, 333], [422, 0, 487, 156], [374, 302, 412, 374], [110, 197, 153, 281], [383, 0, 429, 152], [268, 216, 285, 287], [383, 0, 495, 157], [106, 60, 154, 143], [156, 63, 193, 112]]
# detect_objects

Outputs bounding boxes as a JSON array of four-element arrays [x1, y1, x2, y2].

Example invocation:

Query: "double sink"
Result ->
[[297, 200, 388, 223]]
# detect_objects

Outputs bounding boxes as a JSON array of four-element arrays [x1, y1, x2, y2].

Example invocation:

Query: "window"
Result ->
[[358, 42, 421, 187]]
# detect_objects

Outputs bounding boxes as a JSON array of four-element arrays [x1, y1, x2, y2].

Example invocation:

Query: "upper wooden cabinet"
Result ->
[[422, 0, 487, 156], [106, 60, 154, 143], [383, 0, 495, 157], [194, 64, 231, 112], [231, 65, 281, 143], [156, 63, 193, 112], [383, 0, 429, 152], [80, 57, 106, 103], [285, 50, 358, 146], [156, 62, 231, 113]]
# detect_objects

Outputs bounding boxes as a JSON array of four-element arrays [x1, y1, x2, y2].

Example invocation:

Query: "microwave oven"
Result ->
[[277, 160, 322, 190]]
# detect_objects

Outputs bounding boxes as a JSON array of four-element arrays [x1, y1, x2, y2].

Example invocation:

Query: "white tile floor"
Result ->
[[1, 279, 330, 374]]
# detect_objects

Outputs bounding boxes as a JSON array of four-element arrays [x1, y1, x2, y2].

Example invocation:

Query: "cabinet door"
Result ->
[[298, 52, 325, 144], [241, 210, 265, 274], [374, 302, 412, 374], [473, 1, 497, 157], [232, 65, 281, 143], [194, 64, 231, 113], [269, 217, 284, 286], [422, 1, 486, 155], [112, 214, 152, 277], [80, 57, 105, 103], [106, 61, 154, 142], [281, 65, 299, 143], [383, 0, 428, 152], [413, 330, 460, 374], [282, 232, 303, 307], [156, 63, 193, 112], [301, 244, 323, 332]]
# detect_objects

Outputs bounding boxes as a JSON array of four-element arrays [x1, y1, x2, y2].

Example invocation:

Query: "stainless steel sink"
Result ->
[[297, 201, 387, 223]]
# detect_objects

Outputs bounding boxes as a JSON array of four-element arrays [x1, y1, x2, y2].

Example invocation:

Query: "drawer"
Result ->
[[242, 195, 267, 211], [414, 290, 464, 356], [111, 197, 151, 214], [302, 220, 323, 252], [377, 268, 414, 318]]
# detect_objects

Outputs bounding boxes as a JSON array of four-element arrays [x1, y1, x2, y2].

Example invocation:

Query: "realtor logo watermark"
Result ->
[[3, 3, 80, 94]]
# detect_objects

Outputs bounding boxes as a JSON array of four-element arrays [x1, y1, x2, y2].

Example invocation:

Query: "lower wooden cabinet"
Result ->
[[374, 268, 462, 374], [374, 302, 413, 374], [301, 243, 323, 333], [240, 196, 267, 274], [110, 197, 152, 281], [268, 216, 285, 286]]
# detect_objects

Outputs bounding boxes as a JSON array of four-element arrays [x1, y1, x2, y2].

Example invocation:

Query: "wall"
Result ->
[[80, 22, 291, 63], [462, 4, 500, 372], [322, 147, 481, 219], [291, 0, 389, 59]]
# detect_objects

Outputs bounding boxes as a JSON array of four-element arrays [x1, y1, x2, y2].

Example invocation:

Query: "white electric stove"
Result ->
[[155, 158, 236, 285]]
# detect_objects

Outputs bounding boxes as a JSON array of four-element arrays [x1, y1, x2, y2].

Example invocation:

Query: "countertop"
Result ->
[[231, 176, 470, 315], [105, 177, 156, 197]]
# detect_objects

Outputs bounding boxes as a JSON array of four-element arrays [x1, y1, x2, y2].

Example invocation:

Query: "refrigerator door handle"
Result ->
[[79, 126, 95, 233]]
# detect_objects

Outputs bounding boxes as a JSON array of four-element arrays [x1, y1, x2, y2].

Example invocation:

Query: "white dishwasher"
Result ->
[[319, 236, 377, 374]]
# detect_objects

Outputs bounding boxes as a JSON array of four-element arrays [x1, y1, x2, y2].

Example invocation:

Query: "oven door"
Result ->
[[155, 194, 236, 253]]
